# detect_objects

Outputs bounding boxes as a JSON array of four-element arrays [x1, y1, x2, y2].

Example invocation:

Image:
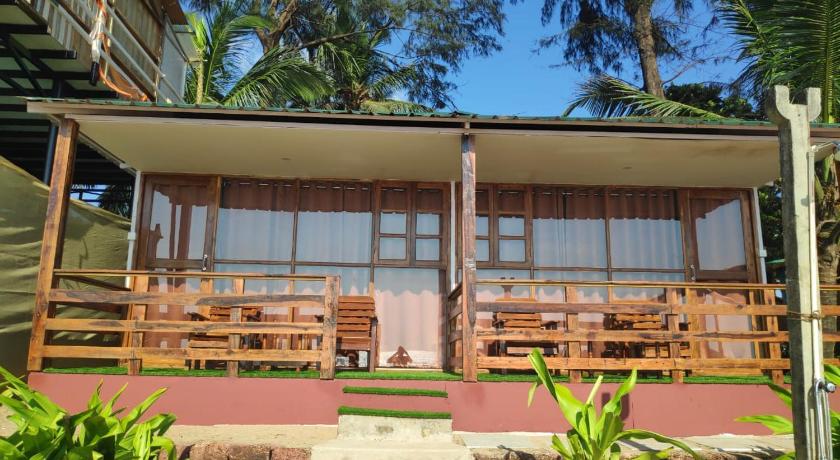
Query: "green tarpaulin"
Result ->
[[0, 155, 130, 375]]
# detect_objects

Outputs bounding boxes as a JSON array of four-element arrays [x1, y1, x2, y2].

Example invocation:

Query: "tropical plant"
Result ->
[[313, 2, 431, 112], [527, 349, 700, 459], [0, 366, 176, 459], [537, 0, 705, 97], [188, 0, 506, 109], [185, 0, 331, 107], [737, 364, 840, 459]]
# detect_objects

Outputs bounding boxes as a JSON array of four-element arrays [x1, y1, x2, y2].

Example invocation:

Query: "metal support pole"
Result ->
[[42, 80, 63, 184], [768, 85, 831, 459]]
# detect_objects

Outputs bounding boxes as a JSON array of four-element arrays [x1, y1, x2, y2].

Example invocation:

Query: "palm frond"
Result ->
[[223, 48, 332, 106], [564, 75, 726, 119]]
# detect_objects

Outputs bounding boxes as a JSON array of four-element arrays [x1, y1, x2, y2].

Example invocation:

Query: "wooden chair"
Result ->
[[603, 313, 690, 359], [334, 295, 379, 372], [187, 306, 261, 369], [490, 283, 558, 358]]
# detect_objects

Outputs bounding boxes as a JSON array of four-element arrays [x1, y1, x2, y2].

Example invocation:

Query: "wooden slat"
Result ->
[[477, 357, 794, 371], [41, 346, 321, 362], [666, 289, 684, 383], [45, 319, 324, 335], [28, 118, 78, 372], [478, 301, 840, 316], [566, 287, 582, 383], [475, 328, 838, 343], [127, 276, 149, 375], [49, 290, 324, 307], [54, 269, 330, 281], [228, 279, 244, 377]]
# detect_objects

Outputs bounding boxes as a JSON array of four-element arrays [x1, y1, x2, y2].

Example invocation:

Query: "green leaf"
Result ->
[[767, 383, 792, 409], [617, 429, 701, 460], [736, 415, 794, 435]]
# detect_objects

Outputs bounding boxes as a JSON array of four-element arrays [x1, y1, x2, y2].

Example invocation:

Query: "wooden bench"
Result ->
[[335, 295, 379, 372]]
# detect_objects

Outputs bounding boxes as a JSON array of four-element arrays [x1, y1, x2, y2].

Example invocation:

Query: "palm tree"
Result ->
[[185, 1, 332, 107], [313, 3, 431, 112], [564, 0, 840, 354]]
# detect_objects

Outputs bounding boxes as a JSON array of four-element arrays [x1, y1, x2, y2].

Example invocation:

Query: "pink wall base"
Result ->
[[27, 373, 825, 436]]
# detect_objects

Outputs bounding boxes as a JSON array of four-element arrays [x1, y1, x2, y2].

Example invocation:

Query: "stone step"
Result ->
[[337, 413, 453, 442], [311, 439, 471, 460]]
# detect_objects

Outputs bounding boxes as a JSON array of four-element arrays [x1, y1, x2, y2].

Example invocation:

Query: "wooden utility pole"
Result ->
[[768, 85, 829, 459]]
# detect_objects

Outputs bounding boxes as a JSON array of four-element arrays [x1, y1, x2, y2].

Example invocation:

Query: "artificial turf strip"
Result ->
[[338, 406, 451, 419], [41, 367, 793, 385], [343, 386, 448, 398]]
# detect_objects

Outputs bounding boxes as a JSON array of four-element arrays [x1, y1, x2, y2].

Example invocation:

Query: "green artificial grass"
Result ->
[[343, 386, 447, 398], [337, 406, 451, 419], [42, 366, 792, 385]]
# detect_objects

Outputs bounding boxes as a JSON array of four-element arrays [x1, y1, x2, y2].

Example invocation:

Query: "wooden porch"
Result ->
[[25, 113, 840, 384]]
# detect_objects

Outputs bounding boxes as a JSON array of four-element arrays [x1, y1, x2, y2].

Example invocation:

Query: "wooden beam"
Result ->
[[319, 276, 339, 379], [127, 275, 148, 375], [27, 118, 77, 372], [461, 133, 478, 382]]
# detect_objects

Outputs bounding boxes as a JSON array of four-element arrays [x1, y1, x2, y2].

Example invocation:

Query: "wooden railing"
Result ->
[[32, 270, 340, 379], [449, 279, 840, 383], [443, 282, 463, 372]]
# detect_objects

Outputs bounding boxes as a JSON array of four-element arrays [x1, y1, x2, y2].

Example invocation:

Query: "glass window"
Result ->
[[476, 216, 489, 237], [608, 190, 683, 269], [692, 197, 747, 272], [296, 183, 372, 263], [146, 182, 208, 261], [499, 240, 526, 262], [380, 212, 406, 234], [380, 237, 407, 260], [416, 213, 440, 235], [215, 180, 294, 261], [532, 189, 607, 268], [294, 265, 371, 296], [476, 240, 490, 262], [611, 271, 684, 302], [416, 239, 440, 261], [499, 216, 524, 236]]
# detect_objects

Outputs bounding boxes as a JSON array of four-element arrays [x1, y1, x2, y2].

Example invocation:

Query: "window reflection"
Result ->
[[147, 184, 208, 261], [693, 198, 747, 272]]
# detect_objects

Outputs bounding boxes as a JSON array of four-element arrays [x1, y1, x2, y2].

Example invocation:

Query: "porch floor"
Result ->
[[42, 366, 792, 385]]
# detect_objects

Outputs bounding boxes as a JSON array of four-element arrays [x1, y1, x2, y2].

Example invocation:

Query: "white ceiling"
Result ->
[[76, 116, 782, 187]]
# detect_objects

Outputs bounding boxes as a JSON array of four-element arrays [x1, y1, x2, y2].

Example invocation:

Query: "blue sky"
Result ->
[[448, 1, 745, 116]]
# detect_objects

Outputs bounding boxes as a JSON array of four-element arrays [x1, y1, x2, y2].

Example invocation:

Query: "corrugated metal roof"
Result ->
[[28, 97, 840, 129]]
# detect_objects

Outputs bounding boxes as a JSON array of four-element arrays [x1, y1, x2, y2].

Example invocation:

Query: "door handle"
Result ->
[[689, 264, 697, 282], [202, 254, 209, 272]]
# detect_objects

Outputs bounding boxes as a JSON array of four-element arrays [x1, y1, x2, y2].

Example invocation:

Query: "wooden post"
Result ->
[[320, 276, 339, 379], [227, 278, 245, 377], [665, 288, 684, 383], [28, 118, 78, 372], [127, 275, 149, 375], [461, 134, 478, 382], [768, 85, 825, 460], [764, 288, 785, 385], [566, 286, 582, 383]]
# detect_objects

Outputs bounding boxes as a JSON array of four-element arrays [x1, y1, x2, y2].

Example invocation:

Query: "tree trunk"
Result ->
[[628, 0, 664, 97], [818, 243, 838, 358]]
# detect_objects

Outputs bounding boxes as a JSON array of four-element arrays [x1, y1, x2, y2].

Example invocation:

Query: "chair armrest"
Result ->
[[188, 312, 211, 321]]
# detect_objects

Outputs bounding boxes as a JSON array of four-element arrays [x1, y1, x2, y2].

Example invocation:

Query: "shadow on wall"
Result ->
[[0, 155, 130, 375]]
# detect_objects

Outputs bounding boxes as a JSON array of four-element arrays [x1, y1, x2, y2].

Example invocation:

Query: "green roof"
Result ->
[[23, 97, 840, 130]]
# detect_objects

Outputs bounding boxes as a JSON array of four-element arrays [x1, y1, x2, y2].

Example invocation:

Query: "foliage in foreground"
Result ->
[[737, 364, 840, 459], [528, 349, 700, 460], [0, 367, 175, 459]]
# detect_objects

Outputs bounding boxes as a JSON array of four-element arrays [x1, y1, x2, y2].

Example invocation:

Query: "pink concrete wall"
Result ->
[[27, 373, 827, 436]]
